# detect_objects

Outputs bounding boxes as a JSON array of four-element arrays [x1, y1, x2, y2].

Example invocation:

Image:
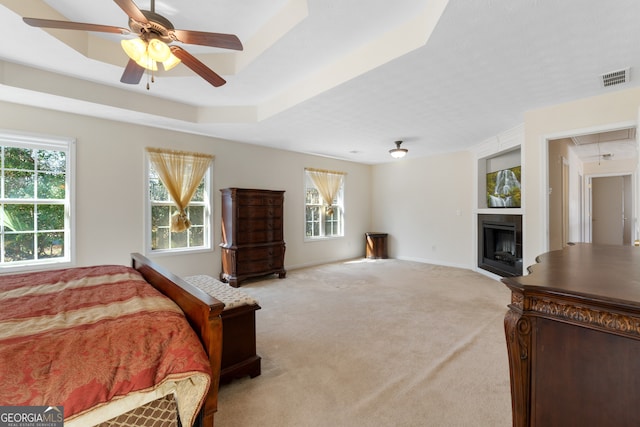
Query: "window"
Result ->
[[305, 168, 345, 239], [0, 131, 74, 270], [147, 156, 212, 253]]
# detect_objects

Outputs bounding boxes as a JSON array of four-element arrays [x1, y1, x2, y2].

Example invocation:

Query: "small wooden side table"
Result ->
[[365, 232, 388, 259]]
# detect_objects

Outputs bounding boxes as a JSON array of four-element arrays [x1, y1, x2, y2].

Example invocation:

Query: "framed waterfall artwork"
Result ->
[[486, 165, 521, 208]]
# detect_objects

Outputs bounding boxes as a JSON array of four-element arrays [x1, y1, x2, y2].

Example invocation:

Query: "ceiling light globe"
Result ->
[[162, 53, 182, 71], [148, 39, 171, 62], [389, 140, 408, 158], [389, 149, 407, 158], [135, 51, 158, 71], [121, 38, 146, 62]]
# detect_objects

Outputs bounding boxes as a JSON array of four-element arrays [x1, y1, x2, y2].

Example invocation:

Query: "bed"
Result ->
[[0, 253, 225, 427]]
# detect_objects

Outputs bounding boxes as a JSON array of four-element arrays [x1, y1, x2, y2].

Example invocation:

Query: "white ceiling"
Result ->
[[1, 0, 640, 164], [569, 128, 637, 162]]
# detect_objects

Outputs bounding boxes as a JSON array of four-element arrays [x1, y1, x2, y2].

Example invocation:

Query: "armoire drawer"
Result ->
[[236, 243, 283, 259]]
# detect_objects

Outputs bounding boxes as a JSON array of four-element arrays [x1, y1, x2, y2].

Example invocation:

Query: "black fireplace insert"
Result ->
[[478, 214, 522, 277]]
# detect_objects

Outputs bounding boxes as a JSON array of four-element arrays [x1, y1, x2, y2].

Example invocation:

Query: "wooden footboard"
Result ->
[[131, 253, 225, 427]]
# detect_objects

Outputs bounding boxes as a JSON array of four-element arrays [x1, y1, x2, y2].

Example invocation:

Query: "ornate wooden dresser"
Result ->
[[503, 243, 640, 426], [219, 188, 286, 287]]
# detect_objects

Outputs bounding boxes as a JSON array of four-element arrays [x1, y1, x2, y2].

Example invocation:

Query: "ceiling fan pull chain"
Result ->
[[145, 68, 155, 90]]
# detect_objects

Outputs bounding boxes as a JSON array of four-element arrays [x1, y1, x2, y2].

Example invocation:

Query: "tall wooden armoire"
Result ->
[[219, 188, 286, 287]]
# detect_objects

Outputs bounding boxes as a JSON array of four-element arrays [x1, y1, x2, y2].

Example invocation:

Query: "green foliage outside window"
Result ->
[[304, 176, 344, 238], [149, 167, 208, 251], [1, 146, 67, 264]]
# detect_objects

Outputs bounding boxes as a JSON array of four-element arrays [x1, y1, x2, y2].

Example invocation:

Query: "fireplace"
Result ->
[[478, 214, 522, 277]]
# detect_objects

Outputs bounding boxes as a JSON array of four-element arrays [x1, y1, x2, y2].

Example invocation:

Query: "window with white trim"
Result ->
[[147, 160, 212, 253], [304, 168, 345, 239], [0, 131, 74, 270]]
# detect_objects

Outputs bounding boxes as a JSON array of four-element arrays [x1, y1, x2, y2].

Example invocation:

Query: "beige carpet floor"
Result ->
[[215, 259, 513, 427]]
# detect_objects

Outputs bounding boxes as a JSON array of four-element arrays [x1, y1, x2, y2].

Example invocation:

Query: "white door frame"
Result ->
[[585, 172, 635, 245], [542, 120, 637, 251]]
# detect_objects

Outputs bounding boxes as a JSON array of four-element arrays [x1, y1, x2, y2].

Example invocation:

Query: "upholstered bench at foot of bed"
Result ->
[[184, 275, 261, 385]]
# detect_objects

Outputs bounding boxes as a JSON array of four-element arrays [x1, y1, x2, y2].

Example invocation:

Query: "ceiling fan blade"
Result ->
[[172, 29, 243, 50], [23, 17, 130, 34], [120, 59, 145, 84], [113, 0, 148, 24], [170, 46, 226, 87]]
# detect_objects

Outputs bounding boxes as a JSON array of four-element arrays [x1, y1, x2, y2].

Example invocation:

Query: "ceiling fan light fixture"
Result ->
[[135, 51, 158, 71], [24, 0, 242, 88], [148, 38, 171, 62], [122, 37, 180, 72], [389, 140, 408, 158], [162, 53, 181, 71], [121, 38, 146, 62]]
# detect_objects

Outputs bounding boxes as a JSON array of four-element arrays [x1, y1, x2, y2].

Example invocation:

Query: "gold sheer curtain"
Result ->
[[305, 168, 346, 214], [147, 147, 214, 232]]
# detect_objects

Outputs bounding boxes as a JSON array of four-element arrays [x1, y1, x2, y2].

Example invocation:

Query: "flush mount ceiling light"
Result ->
[[389, 140, 408, 159]]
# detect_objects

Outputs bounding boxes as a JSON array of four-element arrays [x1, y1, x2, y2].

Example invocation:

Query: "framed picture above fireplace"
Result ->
[[486, 165, 521, 208]]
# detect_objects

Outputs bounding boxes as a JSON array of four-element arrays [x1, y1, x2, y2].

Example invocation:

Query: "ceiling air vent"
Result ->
[[600, 68, 630, 87]]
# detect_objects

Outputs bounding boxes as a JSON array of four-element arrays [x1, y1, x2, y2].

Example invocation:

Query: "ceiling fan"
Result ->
[[22, 0, 243, 88]]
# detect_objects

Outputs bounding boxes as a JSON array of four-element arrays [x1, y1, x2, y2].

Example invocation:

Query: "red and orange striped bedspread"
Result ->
[[0, 265, 211, 426]]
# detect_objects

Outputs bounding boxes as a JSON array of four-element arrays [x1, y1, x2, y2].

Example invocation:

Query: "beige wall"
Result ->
[[523, 87, 640, 269], [371, 150, 474, 268], [583, 157, 638, 176], [371, 87, 640, 274], [0, 101, 372, 277], [4, 86, 640, 277]]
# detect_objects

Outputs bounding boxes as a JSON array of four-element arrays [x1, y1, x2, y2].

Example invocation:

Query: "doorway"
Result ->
[[590, 175, 632, 245], [547, 127, 637, 250]]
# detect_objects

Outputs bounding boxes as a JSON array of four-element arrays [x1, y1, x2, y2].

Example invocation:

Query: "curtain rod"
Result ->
[[146, 146, 214, 160], [305, 167, 347, 175]]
